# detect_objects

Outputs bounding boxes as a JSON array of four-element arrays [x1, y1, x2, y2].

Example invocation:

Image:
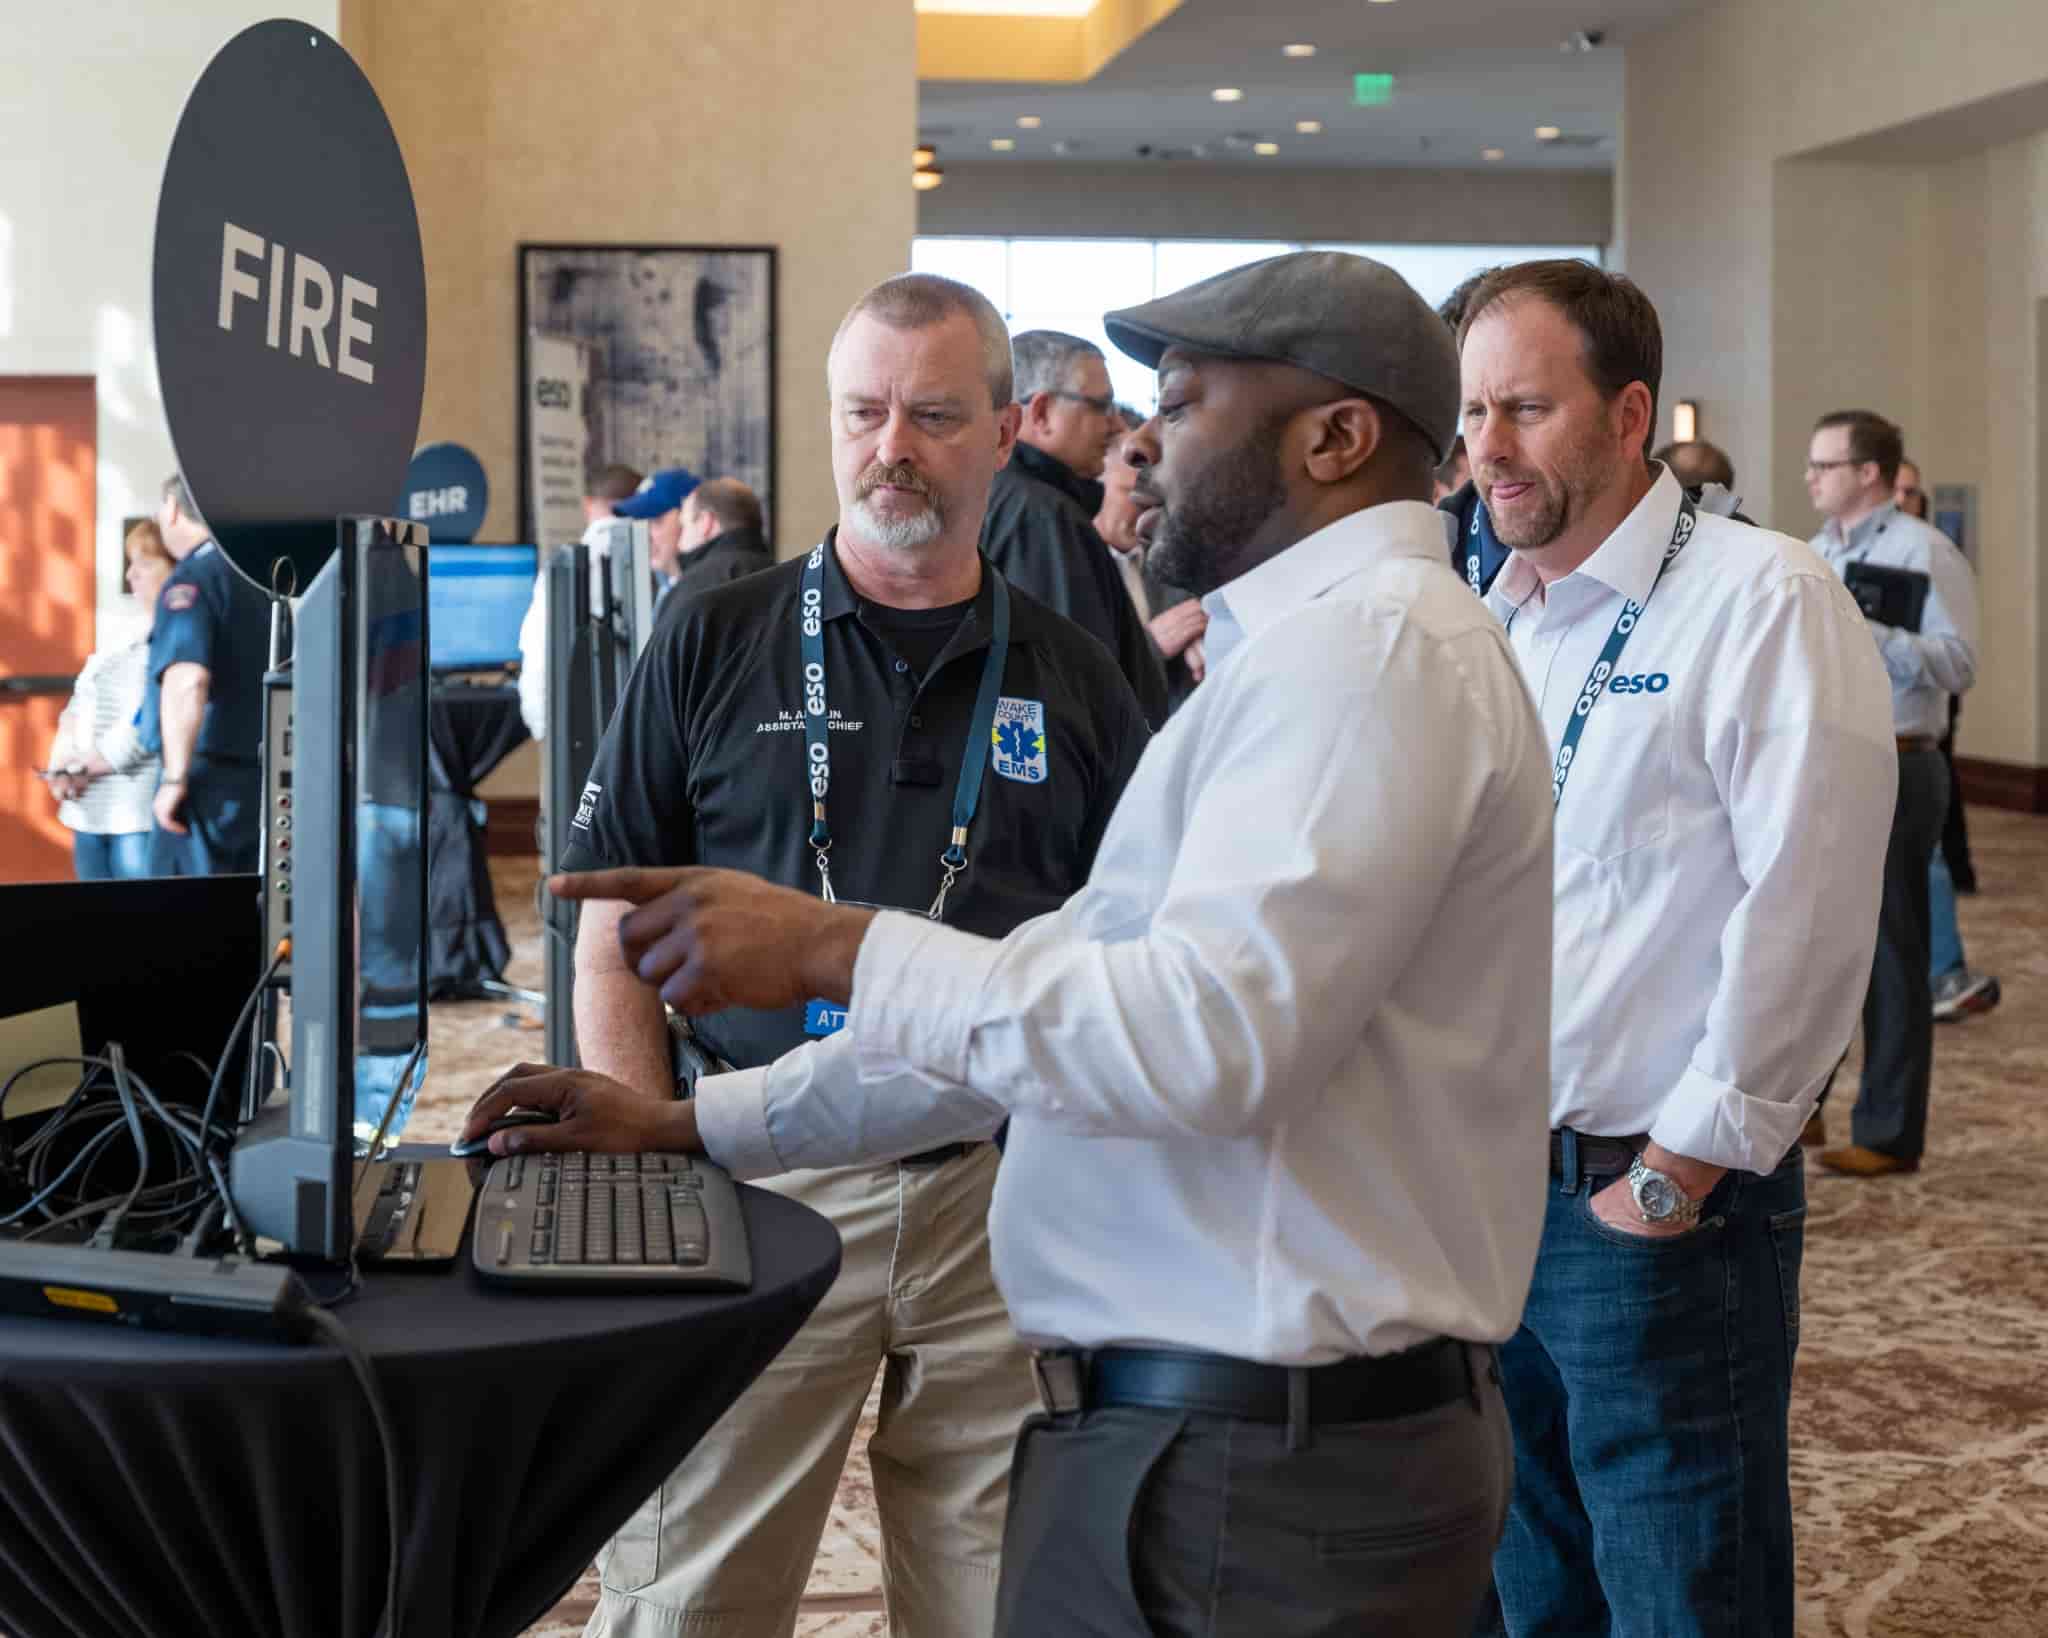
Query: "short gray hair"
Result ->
[[830, 273, 1014, 409], [161, 471, 197, 521], [1012, 330, 1103, 404]]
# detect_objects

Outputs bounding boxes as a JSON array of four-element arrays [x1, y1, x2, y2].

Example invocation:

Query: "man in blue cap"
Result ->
[[611, 466, 701, 613]]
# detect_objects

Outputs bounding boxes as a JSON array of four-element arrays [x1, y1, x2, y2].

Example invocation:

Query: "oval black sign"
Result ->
[[152, 19, 426, 591]]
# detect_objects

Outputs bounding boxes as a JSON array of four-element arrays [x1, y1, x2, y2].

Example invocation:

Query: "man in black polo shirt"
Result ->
[[556, 273, 1148, 1638], [983, 330, 1170, 727]]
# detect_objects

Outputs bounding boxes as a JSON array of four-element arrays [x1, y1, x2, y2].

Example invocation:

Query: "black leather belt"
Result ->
[[899, 1141, 984, 1168], [1550, 1128, 1644, 1180], [1030, 1337, 1477, 1425]]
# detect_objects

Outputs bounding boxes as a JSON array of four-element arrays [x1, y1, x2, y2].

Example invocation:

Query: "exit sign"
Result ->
[[1353, 73, 1395, 106]]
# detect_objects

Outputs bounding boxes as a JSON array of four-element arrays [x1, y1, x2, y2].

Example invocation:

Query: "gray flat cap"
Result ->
[[1105, 251, 1461, 460]]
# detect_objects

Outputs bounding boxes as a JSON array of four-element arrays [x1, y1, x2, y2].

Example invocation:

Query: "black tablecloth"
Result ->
[[0, 1181, 840, 1638], [427, 683, 530, 998]]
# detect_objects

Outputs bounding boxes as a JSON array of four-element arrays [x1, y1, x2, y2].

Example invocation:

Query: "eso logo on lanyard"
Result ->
[[1525, 496, 1696, 810], [797, 541, 1012, 1033]]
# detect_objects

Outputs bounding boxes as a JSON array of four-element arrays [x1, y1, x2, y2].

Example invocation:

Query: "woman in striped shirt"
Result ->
[[44, 520, 176, 879]]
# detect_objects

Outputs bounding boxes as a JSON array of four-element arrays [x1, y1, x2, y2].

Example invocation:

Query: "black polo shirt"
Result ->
[[561, 530, 1150, 1070]]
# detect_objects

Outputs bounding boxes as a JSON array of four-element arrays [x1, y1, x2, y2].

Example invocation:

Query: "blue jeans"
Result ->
[[1490, 1138, 1806, 1638], [72, 830, 155, 880], [1928, 846, 1965, 982]]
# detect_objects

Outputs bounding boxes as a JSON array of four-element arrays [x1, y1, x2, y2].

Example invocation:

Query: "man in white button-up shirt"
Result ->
[[1806, 410, 1980, 1178], [1458, 262, 1896, 1638], [468, 251, 1557, 1638]]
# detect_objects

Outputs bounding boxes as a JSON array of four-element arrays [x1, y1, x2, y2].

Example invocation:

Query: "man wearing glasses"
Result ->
[[1806, 410, 1980, 1176], [982, 330, 1171, 725]]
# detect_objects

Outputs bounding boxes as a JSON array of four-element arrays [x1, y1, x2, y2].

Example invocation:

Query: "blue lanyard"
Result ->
[[1464, 507, 1485, 596], [799, 541, 1010, 919], [1510, 494, 1697, 810]]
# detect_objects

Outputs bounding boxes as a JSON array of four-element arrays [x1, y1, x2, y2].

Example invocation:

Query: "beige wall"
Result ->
[[339, 0, 918, 556], [1624, 0, 2048, 767], [338, 0, 916, 802], [919, 163, 1613, 249]]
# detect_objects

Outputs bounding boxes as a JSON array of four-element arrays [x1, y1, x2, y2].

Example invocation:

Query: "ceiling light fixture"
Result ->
[[1211, 87, 1245, 102], [1482, 147, 1506, 161], [1534, 124, 1561, 141], [1254, 142, 1280, 156], [1017, 115, 1043, 128], [912, 167, 945, 191], [1282, 43, 1317, 58], [1296, 119, 1324, 134], [914, 145, 937, 167], [990, 137, 1016, 151], [1673, 400, 1700, 443]]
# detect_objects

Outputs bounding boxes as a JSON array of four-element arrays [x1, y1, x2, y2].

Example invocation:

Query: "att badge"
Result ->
[[991, 697, 1048, 785]]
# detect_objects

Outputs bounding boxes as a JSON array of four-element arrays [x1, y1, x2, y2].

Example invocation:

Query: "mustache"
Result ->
[[855, 460, 935, 501]]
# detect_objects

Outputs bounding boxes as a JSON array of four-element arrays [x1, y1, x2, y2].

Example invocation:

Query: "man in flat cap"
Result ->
[[465, 251, 1557, 1636]]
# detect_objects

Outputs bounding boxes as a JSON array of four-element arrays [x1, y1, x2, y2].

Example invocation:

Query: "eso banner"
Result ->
[[526, 332, 594, 549]]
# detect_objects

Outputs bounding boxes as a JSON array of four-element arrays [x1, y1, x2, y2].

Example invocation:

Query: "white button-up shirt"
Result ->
[[1485, 467, 1897, 1174], [695, 500, 1555, 1364], [1810, 504, 1978, 738]]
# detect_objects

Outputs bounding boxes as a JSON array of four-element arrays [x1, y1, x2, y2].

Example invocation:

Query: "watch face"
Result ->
[[1639, 1174, 1680, 1220]]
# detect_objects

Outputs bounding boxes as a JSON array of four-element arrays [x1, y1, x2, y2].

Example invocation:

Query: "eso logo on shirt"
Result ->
[[572, 780, 601, 831], [1607, 672, 1671, 695], [991, 697, 1049, 784]]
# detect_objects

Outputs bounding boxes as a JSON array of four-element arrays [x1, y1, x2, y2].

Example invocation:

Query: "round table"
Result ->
[[0, 1185, 840, 1638]]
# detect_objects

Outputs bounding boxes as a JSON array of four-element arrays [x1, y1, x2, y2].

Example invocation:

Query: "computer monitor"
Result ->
[[232, 518, 429, 1263], [536, 517, 655, 1070], [426, 543, 538, 671]]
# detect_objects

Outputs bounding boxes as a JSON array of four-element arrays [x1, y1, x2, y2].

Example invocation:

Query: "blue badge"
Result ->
[[990, 697, 1048, 784], [804, 999, 850, 1037]]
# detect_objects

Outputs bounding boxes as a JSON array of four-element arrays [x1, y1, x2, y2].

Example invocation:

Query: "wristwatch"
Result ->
[[1627, 1155, 1701, 1228]]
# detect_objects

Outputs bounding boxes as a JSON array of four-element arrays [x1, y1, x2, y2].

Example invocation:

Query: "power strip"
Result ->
[[0, 1240, 315, 1342]]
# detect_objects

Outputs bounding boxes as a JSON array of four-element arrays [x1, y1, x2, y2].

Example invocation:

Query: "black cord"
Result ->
[[302, 1306, 405, 1638], [200, 946, 288, 1149]]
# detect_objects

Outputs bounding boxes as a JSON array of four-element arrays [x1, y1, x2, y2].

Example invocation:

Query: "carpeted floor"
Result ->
[[411, 807, 2048, 1638]]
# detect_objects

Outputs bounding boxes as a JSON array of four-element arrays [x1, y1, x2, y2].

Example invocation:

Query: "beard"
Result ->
[[851, 459, 945, 550], [1143, 412, 1291, 596], [1480, 421, 1614, 551]]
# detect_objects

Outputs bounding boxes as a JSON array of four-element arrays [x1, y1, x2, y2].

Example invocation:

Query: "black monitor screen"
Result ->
[[427, 543, 537, 669], [356, 530, 429, 1140]]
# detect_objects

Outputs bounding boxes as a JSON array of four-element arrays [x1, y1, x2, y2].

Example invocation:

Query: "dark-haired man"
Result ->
[[661, 475, 774, 610], [1459, 262, 1895, 1636], [470, 249, 1557, 1638], [1806, 410, 1980, 1175], [983, 330, 1170, 725], [582, 461, 644, 526]]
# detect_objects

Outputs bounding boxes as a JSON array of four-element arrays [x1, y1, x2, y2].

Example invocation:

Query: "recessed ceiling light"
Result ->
[[912, 168, 945, 192], [1254, 142, 1280, 156], [914, 145, 936, 167], [1296, 120, 1324, 134], [1482, 147, 1506, 161], [990, 138, 1016, 151], [1534, 124, 1561, 140], [1282, 43, 1317, 58], [1017, 115, 1043, 128], [1212, 87, 1245, 103], [1368, 0, 1398, 5]]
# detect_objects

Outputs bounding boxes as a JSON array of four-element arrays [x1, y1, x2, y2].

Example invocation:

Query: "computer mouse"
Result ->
[[448, 1107, 560, 1159]]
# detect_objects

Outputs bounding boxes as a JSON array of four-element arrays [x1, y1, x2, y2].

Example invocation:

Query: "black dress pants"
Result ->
[[1853, 748, 1949, 1163], [995, 1367, 1511, 1637]]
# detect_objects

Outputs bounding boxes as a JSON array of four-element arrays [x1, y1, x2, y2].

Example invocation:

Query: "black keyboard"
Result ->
[[470, 1151, 752, 1292]]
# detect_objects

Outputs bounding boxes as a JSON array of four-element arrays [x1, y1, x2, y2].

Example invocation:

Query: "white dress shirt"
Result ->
[[695, 499, 1556, 1363], [1485, 467, 1897, 1174], [1809, 504, 1978, 738]]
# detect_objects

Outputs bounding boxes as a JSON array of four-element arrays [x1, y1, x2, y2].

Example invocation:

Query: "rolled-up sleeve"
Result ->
[[1648, 573, 1897, 1171]]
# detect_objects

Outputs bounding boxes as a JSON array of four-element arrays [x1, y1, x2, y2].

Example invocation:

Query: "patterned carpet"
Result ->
[[410, 807, 2048, 1637]]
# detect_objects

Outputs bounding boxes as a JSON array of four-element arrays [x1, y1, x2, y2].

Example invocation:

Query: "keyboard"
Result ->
[[470, 1150, 753, 1292]]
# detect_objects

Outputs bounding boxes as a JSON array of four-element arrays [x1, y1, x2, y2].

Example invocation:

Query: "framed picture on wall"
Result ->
[[518, 243, 777, 545]]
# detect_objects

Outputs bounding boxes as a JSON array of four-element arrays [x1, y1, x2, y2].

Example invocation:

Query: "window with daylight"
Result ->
[[912, 237, 1604, 411]]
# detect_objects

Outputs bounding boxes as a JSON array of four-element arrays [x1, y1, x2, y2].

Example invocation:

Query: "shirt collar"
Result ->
[[1493, 465, 1685, 616], [1011, 440, 1106, 514], [813, 529, 1003, 654], [1202, 500, 1450, 667], [1835, 502, 1898, 555]]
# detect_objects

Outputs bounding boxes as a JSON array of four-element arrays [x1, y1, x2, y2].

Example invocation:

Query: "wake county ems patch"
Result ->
[[990, 697, 1048, 784]]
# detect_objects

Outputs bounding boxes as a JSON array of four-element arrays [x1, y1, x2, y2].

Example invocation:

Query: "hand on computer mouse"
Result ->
[[446, 1107, 559, 1159], [458, 1063, 704, 1157]]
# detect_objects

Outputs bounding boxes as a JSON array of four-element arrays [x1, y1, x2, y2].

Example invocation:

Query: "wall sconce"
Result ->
[[914, 145, 944, 191], [1672, 400, 1699, 443]]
